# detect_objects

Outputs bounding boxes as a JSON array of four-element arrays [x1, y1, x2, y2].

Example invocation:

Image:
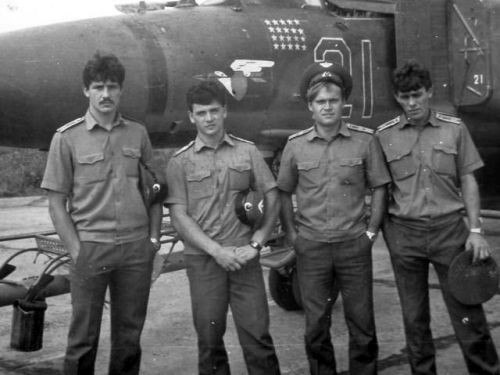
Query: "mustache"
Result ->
[[99, 99, 114, 104]]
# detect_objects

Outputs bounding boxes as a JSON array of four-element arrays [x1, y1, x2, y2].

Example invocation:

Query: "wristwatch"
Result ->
[[150, 237, 161, 251], [248, 240, 263, 251], [365, 231, 377, 241], [470, 227, 483, 235]]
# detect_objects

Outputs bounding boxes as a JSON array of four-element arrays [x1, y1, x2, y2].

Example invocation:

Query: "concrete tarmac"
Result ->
[[1, 196, 500, 374]]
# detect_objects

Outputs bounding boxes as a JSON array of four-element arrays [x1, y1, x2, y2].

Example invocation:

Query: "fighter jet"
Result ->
[[0, 0, 499, 308]]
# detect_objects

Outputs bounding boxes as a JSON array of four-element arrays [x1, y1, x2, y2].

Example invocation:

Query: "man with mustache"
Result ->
[[41, 52, 162, 375], [277, 61, 390, 375], [376, 60, 499, 374]]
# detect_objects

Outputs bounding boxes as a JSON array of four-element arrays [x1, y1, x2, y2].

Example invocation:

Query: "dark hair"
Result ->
[[186, 80, 226, 111], [82, 52, 125, 89], [392, 60, 432, 93]]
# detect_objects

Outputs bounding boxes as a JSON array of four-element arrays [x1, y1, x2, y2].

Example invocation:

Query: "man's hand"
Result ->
[[67, 243, 81, 263], [284, 229, 298, 248], [234, 245, 259, 262], [466, 233, 491, 263], [212, 246, 247, 271]]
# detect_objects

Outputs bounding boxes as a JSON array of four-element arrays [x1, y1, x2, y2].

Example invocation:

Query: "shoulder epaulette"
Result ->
[[121, 114, 145, 126], [56, 117, 84, 133], [435, 112, 461, 124], [347, 123, 374, 134], [376, 116, 400, 132], [173, 141, 195, 157], [289, 126, 314, 140], [228, 134, 254, 144]]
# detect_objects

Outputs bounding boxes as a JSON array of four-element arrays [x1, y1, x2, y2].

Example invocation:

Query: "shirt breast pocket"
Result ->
[[339, 158, 364, 186], [386, 150, 417, 181], [187, 170, 213, 199], [76, 152, 105, 183], [297, 160, 321, 188], [122, 147, 141, 177], [228, 163, 252, 191], [432, 144, 457, 176]]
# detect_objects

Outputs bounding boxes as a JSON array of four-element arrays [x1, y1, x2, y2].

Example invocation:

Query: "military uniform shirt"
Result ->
[[165, 133, 277, 255], [278, 122, 390, 243], [41, 111, 153, 244], [376, 111, 483, 223]]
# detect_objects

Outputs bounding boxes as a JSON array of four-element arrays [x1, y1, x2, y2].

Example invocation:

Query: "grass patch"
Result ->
[[0, 147, 47, 197], [0, 147, 175, 198]]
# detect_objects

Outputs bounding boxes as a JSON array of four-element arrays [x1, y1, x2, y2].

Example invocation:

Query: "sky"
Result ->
[[0, 0, 123, 33]]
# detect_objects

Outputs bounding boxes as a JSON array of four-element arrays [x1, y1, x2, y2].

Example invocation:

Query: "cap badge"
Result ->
[[319, 62, 333, 68]]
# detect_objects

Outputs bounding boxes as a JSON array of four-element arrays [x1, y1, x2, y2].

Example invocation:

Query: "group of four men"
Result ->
[[42, 52, 499, 375]]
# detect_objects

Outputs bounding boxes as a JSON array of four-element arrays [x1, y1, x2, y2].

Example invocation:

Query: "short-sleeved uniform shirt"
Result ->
[[165, 133, 277, 255], [376, 111, 483, 225], [41, 110, 153, 244], [278, 121, 390, 243]]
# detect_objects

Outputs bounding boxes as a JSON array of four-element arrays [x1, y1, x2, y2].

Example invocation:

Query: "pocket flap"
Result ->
[[77, 153, 104, 164], [297, 161, 320, 170], [229, 163, 251, 172], [433, 144, 457, 155], [340, 158, 363, 167], [122, 147, 141, 158], [386, 149, 411, 162], [187, 170, 211, 182]]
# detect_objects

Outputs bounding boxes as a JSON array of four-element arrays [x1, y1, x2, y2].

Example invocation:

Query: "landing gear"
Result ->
[[268, 263, 340, 311], [268, 265, 302, 311]]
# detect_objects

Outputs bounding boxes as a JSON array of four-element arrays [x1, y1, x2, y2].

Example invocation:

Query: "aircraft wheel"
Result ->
[[268, 267, 302, 311]]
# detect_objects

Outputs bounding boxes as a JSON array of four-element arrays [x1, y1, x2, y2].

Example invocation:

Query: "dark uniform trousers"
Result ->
[[383, 216, 500, 375], [185, 254, 281, 375], [64, 237, 155, 375], [295, 234, 378, 375]]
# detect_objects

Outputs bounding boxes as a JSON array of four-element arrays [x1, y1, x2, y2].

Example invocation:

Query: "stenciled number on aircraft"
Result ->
[[313, 37, 374, 118]]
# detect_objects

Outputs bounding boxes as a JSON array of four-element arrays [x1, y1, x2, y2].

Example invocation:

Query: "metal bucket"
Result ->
[[10, 299, 47, 351]]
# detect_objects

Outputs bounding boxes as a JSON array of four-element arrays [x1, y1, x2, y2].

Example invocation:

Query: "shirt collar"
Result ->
[[85, 110, 123, 131], [399, 110, 439, 130], [306, 120, 351, 141], [193, 132, 234, 152]]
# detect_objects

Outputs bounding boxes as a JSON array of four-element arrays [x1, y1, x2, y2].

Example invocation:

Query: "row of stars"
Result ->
[[271, 34, 306, 43], [268, 27, 304, 34], [264, 19, 301, 26], [273, 43, 307, 51]]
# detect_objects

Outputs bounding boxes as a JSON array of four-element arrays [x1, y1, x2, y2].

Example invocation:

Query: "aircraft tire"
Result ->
[[268, 267, 302, 311]]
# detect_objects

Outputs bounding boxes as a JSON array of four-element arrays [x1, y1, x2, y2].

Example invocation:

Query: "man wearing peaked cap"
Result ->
[[278, 60, 390, 375], [299, 60, 353, 101]]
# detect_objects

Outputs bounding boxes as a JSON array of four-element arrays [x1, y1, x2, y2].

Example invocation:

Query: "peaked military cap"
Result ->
[[299, 61, 353, 101], [448, 251, 499, 305]]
